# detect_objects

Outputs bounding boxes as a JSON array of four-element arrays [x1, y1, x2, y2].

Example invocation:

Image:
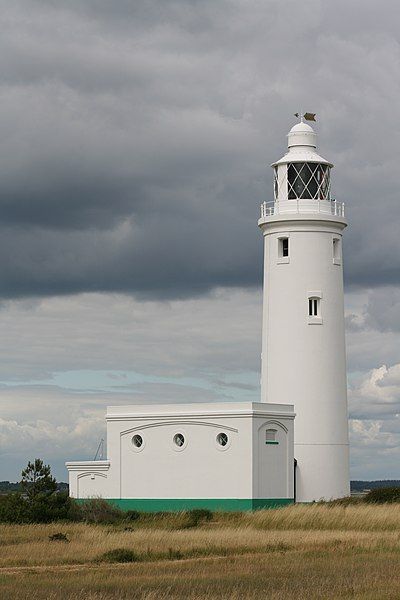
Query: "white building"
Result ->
[[66, 119, 349, 509], [67, 402, 294, 511]]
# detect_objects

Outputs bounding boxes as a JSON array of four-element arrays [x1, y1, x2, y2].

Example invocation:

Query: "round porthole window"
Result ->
[[132, 434, 143, 448], [173, 433, 185, 448], [217, 432, 228, 447]]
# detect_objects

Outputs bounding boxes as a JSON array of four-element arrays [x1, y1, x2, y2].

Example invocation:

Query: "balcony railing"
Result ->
[[260, 199, 345, 219]]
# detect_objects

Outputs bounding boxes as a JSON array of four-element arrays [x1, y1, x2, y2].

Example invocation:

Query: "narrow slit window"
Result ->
[[333, 238, 341, 262], [278, 237, 289, 259], [308, 297, 319, 317]]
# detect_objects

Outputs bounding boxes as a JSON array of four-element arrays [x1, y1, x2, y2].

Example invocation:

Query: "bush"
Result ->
[[49, 532, 69, 542], [0, 492, 72, 524], [74, 498, 124, 524], [97, 548, 138, 563], [184, 508, 213, 528], [167, 547, 183, 560], [0, 493, 30, 523], [125, 510, 141, 522], [29, 492, 72, 523], [364, 487, 400, 504]]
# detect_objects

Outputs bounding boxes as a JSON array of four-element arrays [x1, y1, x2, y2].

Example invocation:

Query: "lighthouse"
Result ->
[[258, 119, 350, 502], [67, 117, 353, 510]]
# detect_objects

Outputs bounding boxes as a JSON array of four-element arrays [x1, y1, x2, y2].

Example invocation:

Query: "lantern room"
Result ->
[[272, 121, 333, 204]]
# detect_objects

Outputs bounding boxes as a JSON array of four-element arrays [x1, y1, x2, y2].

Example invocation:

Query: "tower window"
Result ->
[[266, 429, 279, 444], [333, 238, 341, 264], [308, 297, 319, 317], [278, 236, 290, 262], [307, 294, 322, 324]]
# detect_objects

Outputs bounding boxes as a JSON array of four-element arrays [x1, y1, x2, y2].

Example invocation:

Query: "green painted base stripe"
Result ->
[[76, 498, 294, 512]]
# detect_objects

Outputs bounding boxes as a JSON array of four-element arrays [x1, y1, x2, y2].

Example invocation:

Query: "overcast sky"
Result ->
[[1, 0, 400, 481]]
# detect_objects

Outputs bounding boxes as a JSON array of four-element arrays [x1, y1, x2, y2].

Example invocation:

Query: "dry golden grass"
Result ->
[[1, 504, 400, 599], [246, 502, 400, 531]]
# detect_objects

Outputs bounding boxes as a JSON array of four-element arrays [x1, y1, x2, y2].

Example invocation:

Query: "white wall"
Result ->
[[254, 415, 294, 499], [119, 419, 247, 499]]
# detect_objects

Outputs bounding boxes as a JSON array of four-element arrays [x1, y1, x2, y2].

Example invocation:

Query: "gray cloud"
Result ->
[[0, 1, 400, 299], [365, 288, 400, 333], [0, 290, 262, 381]]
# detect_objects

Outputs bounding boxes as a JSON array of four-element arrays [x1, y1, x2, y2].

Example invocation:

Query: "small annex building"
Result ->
[[66, 402, 295, 511]]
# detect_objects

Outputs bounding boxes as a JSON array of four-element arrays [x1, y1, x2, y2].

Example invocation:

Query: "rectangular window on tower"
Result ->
[[308, 293, 322, 324], [333, 237, 341, 265], [309, 298, 318, 316], [277, 236, 290, 263]]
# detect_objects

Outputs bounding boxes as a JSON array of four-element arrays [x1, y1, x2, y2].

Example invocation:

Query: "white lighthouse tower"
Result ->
[[258, 118, 350, 502]]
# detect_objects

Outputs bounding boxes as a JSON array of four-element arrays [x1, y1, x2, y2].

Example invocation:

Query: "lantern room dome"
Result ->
[[287, 121, 317, 149], [289, 122, 314, 134], [271, 120, 332, 168]]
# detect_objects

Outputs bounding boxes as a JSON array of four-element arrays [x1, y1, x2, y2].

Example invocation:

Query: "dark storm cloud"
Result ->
[[1, 0, 400, 299]]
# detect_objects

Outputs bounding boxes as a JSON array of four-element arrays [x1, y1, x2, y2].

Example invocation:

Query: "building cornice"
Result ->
[[65, 460, 110, 471], [106, 409, 295, 422]]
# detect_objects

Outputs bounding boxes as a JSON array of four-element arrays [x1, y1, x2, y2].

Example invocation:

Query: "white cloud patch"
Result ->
[[349, 364, 400, 478], [0, 290, 260, 479]]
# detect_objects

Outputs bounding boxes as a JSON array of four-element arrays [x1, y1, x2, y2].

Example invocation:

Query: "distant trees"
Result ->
[[364, 487, 400, 503], [0, 459, 71, 523]]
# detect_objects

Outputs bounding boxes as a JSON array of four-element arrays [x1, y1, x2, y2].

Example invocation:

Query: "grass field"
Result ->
[[1, 504, 400, 599]]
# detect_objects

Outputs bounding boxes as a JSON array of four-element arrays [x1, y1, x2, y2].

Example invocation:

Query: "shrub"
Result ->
[[74, 498, 124, 524], [364, 487, 400, 504], [167, 547, 183, 560], [184, 508, 213, 528], [29, 491, 72, 523], [0, 493, 30, 523], [0, 491, 72, 524], [97, 548, 138, 563], [49, 532, 69, 542], [125, 510, 141, 522]]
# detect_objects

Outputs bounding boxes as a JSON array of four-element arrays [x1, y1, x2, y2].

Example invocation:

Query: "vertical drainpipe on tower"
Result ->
[[294, 458, 297, 503]]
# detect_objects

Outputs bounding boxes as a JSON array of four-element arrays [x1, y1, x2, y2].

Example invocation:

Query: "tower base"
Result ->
[[295, 444, 350, 502]]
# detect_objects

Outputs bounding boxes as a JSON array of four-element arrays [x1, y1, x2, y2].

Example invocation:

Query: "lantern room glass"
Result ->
[[287, 162, 330, 200]]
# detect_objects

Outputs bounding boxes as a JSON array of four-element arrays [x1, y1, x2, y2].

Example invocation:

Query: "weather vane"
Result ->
[[294, 111, 316, 122]]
